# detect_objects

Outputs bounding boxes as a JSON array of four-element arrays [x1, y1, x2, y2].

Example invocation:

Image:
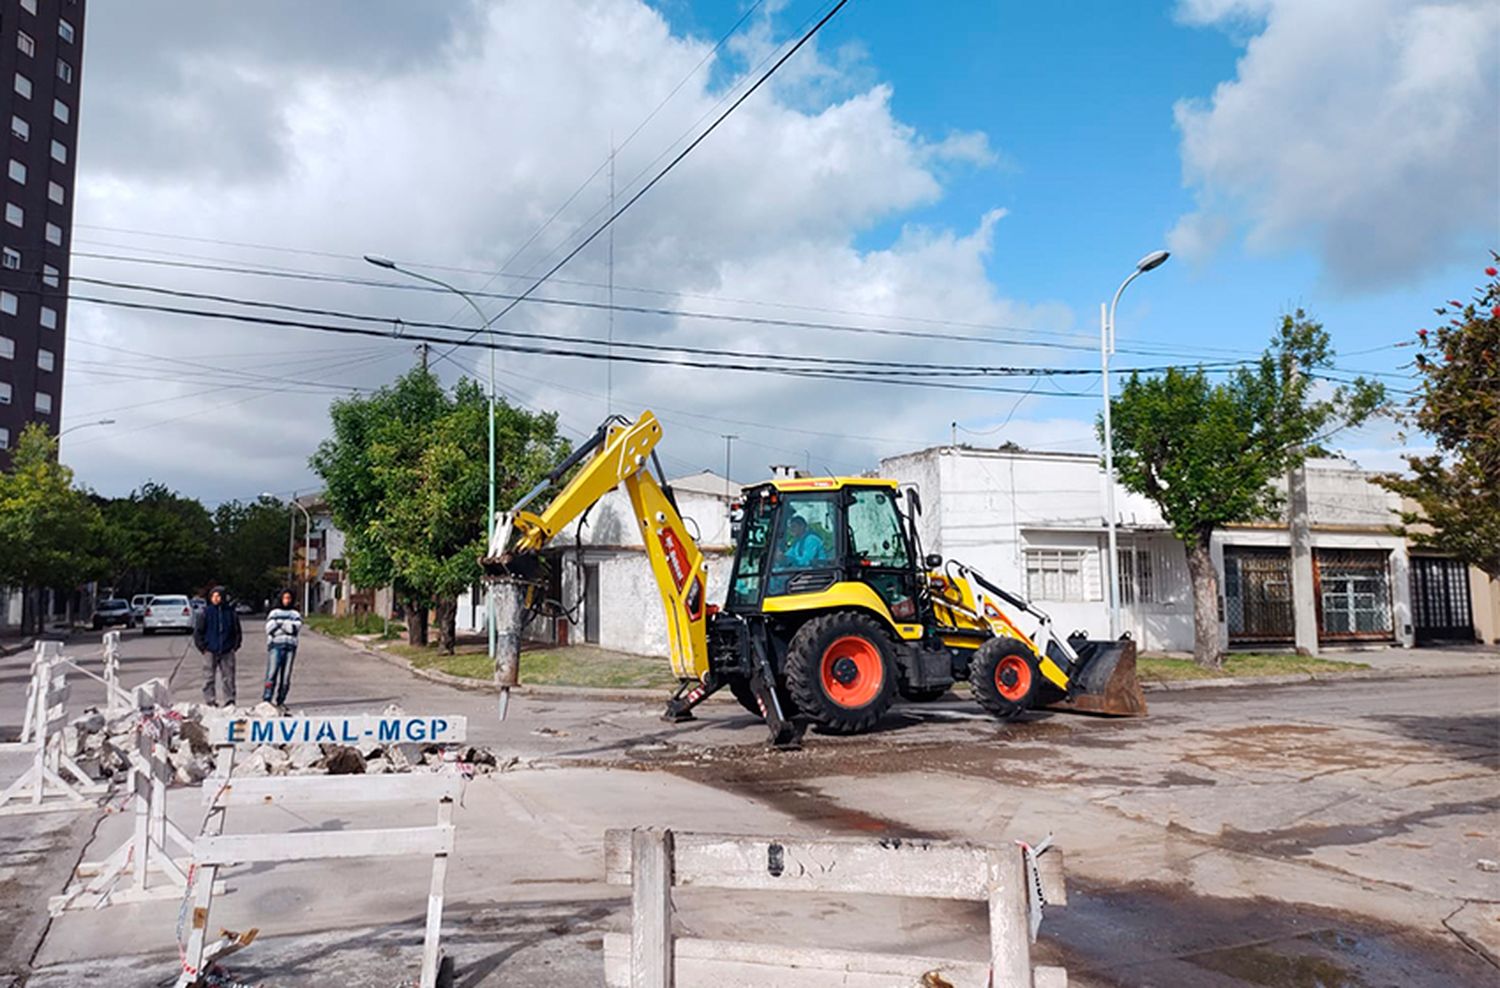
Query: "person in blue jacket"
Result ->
[[193, 586, 243, 707]]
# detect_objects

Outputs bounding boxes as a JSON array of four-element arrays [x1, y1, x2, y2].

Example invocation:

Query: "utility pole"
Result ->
[[1287, 359, 1318, 656], [722, 434, 737, 496], [607, 139, 615, 415], [285, 490, 296, 589], [415, 342, 429, 371], [1102, 250, 1170, 640]]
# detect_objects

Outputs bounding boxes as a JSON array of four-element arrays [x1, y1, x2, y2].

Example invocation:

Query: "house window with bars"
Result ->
[[1025, 548, 1088, 602], [1117, 546, 1156, 605]]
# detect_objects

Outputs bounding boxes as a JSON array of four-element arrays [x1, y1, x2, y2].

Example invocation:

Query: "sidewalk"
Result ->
[[1145, 644, 1500, 692]]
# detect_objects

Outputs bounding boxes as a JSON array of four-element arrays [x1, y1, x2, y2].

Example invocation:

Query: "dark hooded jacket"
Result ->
[[193, 587, 243, 654]]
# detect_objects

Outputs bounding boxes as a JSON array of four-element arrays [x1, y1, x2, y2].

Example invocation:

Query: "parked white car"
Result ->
[[130, 594, 154, 622], [143, 594, 194, 635]]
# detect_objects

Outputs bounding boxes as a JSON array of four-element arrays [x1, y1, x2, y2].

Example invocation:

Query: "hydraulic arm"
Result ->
[[487, 411, 711, 681]]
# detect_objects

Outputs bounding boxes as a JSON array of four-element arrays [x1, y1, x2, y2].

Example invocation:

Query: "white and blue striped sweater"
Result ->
[[265, 608, 302, 647]]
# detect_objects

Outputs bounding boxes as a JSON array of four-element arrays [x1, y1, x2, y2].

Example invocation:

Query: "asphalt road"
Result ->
[[3, 624, 1497, 986]]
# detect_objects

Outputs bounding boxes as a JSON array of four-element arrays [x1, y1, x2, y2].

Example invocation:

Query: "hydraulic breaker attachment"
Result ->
[[1046, 638, 1148, 717], [662, 676, 723, 723]]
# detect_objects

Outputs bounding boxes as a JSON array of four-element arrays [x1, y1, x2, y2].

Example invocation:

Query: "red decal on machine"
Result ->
[[658, 528, 689, 590]]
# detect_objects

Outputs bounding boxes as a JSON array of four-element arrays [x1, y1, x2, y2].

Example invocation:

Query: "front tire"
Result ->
[[784, 612, 897, 735], [972, 637, 1043, 721]]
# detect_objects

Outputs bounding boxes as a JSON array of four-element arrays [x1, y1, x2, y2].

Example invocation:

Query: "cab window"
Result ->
[[770, 495, 837, 573], [727, 495, 775, 609], [847, 488, 910, 568]]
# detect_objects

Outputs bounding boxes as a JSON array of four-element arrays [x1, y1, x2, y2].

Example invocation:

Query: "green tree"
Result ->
[[0, 425, 105, 632], [214, 497, 295, 609], [1105, 311, 1384, 667], [98, 482, 217, 596], [1377, 259, 1500, 577], [312, 369, 567, 652]]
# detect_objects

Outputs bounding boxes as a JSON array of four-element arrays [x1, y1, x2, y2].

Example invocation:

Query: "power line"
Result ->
[[445, 0, 768, 310], [73, 250, 1129, 355], [60, 291, 1103, 397], [60, 275, 1255, 379], [432, 0, 855, 362]]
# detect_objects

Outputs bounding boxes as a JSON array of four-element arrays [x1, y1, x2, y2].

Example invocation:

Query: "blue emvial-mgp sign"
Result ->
[[209, 715, 469, 747]]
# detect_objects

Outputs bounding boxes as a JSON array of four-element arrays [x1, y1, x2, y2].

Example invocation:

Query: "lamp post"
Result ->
[[365, 254, 499, 680], [58, 418, 115, 438], [264, 492, 312, 616], [1102, 249, 1169, 639]]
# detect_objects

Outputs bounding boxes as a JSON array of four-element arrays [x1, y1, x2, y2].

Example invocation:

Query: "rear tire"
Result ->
[[784, 612, 896, 735], [971, 637, 1043, 722]]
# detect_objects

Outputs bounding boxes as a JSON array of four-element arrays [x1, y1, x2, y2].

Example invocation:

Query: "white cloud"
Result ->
[[1170, 0, 1500, 288], [64, 0, 1076, 503]]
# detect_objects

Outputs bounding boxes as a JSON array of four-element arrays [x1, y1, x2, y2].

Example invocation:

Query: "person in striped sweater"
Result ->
[[263, 589, 303, 707]]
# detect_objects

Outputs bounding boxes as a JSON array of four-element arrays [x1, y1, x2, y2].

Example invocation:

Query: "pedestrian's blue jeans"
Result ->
[[263, 643, 297, 705]]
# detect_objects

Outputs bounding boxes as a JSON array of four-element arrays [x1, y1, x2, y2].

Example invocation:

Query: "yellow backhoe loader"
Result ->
[[487, 411, 1145, 747]]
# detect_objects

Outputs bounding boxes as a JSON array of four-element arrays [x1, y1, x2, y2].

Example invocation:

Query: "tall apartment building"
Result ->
[[0, 0, 84, 466]]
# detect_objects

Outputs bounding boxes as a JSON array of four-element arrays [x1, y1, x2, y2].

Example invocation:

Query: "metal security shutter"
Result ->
[[1411, 556, 1475, 645], [1224, 548, 1295, 644]]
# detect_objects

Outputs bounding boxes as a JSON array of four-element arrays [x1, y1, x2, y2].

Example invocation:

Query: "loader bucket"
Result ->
[[1046, 638, 1147, 717]]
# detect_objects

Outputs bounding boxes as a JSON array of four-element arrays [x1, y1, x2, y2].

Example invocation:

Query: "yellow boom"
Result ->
[[491, 412, 711, 681]]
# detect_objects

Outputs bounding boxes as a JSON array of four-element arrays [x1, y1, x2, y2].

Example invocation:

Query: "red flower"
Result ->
[[1417, 328, 1429, 340], [1487, 267, 1498, 276], [1492, 304, 1500, 319]]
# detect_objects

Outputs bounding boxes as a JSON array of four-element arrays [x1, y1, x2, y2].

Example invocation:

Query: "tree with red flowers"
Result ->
[[1377, 256, 1500, 578]]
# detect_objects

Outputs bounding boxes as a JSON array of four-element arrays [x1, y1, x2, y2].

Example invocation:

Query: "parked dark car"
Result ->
[[91, 598, 135, 630]]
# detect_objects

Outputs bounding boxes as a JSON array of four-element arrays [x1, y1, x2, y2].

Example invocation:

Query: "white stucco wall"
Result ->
[[556, 547, 736, 657]]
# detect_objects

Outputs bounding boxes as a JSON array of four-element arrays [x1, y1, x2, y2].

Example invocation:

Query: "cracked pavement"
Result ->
[[2, 627, 1496, 985]]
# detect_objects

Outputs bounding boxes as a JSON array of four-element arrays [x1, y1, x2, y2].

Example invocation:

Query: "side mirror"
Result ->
[[924, 554, 943, 569], [906, 488, 923, 516]]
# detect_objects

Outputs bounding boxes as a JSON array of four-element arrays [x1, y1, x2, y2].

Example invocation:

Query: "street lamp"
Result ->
[[58, 418, 116, 438], [365, 253, 500, 680], [1102, 250, 1169, 639], [264, 492, 313, 617]]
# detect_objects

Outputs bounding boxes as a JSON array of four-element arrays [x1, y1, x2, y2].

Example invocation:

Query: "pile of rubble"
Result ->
[[61, 701, 506, 786]]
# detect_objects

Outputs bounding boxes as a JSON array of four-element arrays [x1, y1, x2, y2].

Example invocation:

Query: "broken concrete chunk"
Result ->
[[323, 746, 366, 775], [178, 719, 212, 756], [251, 701, 281, 719], [287, 743, 322, 771]]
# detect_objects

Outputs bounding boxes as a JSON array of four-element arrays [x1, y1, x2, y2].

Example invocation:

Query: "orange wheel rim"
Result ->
[[995, 655, 1032, 702], [820, 635, 884, 708]]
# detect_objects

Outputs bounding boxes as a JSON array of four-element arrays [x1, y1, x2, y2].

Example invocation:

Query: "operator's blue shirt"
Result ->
[[785, 532, 828, 567]]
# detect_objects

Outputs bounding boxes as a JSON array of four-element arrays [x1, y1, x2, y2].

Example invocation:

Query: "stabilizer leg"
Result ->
[[661, 677, 722, 723]]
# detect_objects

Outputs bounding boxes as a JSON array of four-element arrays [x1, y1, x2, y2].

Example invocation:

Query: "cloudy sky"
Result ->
[[59, 0, 1499, 504]]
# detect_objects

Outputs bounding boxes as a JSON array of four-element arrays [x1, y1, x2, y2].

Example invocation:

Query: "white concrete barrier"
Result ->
[[603, 829, 1068, 988], [177, 715, 469, 988]]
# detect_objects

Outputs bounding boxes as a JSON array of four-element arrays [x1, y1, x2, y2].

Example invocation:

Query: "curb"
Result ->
[[1140, 665, 1498, 692]]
